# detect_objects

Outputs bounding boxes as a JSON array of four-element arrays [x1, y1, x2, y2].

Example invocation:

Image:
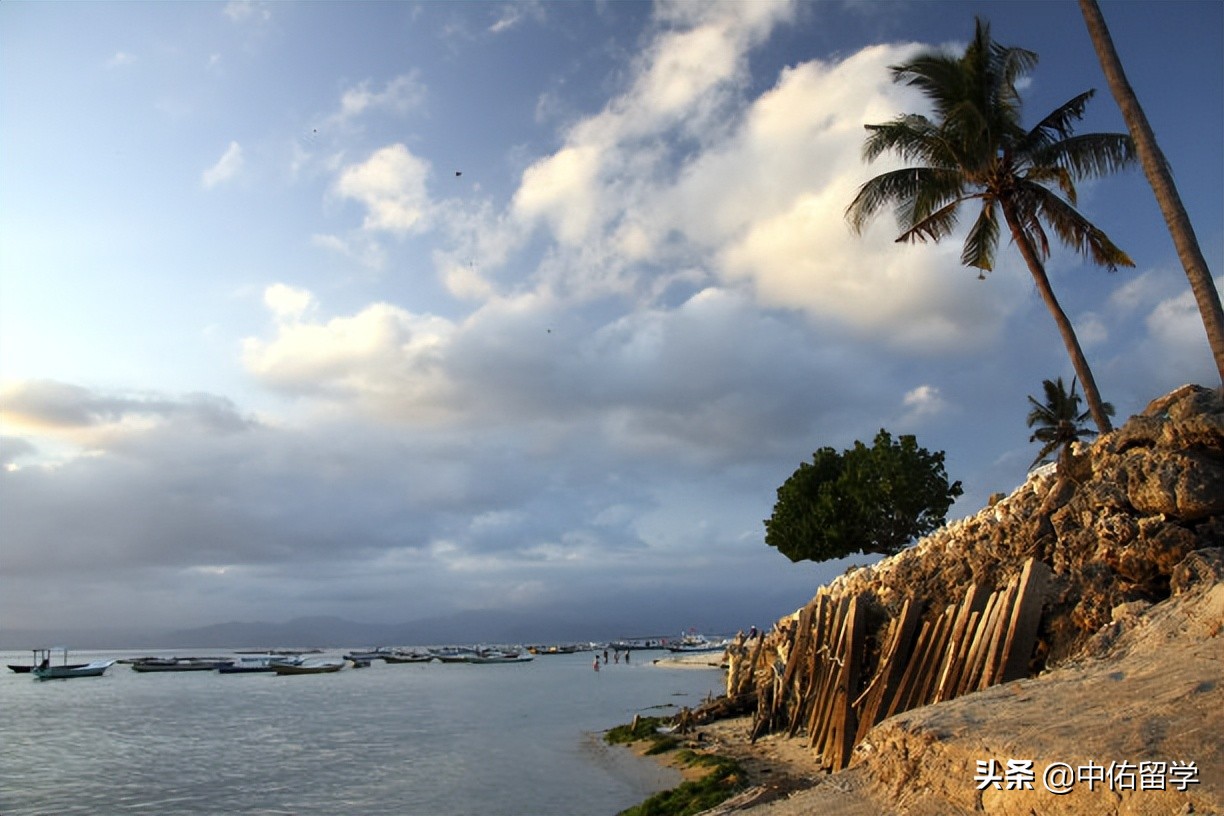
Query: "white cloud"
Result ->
[[223, 1, 270, 23], [335, 144, 433, 234], [901, 385, 949, 422], [106, 51, 137, 68], [242, 294, 459, 421], [263, 283, 316, 322], [201, 141, 244, 189], [334, 74, 426, 124], [1146, 282, 1219, 357]]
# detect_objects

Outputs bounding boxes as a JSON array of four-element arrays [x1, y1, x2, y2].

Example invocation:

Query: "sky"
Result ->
[[2, 0, 1221, 639]]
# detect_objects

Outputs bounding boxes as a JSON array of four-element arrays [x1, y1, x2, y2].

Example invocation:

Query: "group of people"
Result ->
[[592, 648, 630, 671]]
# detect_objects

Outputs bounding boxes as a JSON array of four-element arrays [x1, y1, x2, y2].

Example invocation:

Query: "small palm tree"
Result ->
[[845, 18, 1137, 433], [1026, 377, 1113, 469]]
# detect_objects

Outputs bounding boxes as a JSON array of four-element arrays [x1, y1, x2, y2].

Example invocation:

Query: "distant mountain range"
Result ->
[[1, 586, 812, 650]]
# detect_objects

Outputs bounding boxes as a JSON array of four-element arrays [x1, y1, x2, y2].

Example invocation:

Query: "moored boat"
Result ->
[[30, 648, 115, 681], [130, 657, 230, 672], [382, 649, 434, 664], [269, 657, 345, 675], [217, 655, 280, 674]]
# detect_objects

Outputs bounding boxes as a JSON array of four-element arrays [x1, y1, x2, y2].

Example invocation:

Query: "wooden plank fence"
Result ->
[[745, 558, 1051, 771]]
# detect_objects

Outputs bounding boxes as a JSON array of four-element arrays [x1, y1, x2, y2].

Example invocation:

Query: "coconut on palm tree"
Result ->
[[845, 18, 1137, 432], [1026, 376, 1113, 470]]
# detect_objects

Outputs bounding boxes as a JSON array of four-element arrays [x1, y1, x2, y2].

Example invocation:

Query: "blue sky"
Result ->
[[2, 1, 1221, 637]]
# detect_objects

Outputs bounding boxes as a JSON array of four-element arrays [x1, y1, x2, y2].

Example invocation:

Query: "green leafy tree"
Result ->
[[1026, 376, 1114, 469], [845, 18, 1136, 433], [765, 430, 963, 563]]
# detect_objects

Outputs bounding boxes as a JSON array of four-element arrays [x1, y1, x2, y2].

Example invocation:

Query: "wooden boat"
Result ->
[[465, 651, 534, 665], [218, 655, 280, 674], [9, 656, 87, 674], [664, 632, 728, 653], [382, 650, 434, 664], [130, 657, 229, 672], [269, 657, 345, 675], [30, 648, 115, 681]]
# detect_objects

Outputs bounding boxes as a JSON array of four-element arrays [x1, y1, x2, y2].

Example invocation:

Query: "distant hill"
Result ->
[[1, 584, 812, 650]]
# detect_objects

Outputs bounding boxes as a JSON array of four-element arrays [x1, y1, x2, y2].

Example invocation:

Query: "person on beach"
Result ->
[[593, 656, 600, 672]]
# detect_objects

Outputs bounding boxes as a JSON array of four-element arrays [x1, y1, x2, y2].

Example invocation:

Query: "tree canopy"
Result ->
[[765, 430, 963, 563]]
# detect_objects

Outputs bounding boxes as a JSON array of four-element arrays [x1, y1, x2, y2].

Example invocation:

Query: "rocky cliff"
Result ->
[[714, 384, 1223, 813]]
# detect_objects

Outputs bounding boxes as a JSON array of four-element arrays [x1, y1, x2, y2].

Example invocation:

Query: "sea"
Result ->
[[0, 647, 725, 816]]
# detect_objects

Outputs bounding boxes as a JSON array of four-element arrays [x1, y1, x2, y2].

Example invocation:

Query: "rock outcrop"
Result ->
[[718, 384, 1223, 812]]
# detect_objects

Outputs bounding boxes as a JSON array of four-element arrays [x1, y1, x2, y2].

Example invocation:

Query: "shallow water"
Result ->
[[0, 648, 722, 815]]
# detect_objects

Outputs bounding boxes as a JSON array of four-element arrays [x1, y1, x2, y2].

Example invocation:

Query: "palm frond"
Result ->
[[960, 200, 1000, 270], [1018, 91, 1095, 152], [861, 117, 956, 166], [1028, 133, 1137, 181], [896, 197, 963, 245], [1021, 182, 1135, 269], [846, 167, 962, 234]]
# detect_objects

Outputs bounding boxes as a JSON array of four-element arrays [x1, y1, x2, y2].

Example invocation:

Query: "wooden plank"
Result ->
[[957, 589, 1003, 697], [779, 600, 816, 730], [998, 559, 1051, 683], [854, 597, 921, 743], [828, 595, 866, 770], [807, 594, 852, 754], [789, 597, 826, 736], [910, 605, 954, 709], [883, 617, 933, 719], [979, 576, 1020, 689], [933, 583, 985, 703]]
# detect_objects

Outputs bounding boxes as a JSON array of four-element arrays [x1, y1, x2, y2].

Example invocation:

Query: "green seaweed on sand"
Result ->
[[616, 750, 748, 816], [606, 719, 749, 816]]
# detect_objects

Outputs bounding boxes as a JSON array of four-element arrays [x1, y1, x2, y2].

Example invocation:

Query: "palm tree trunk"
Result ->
[[1079, 0, 1224, 387], [1002, 202, 1114, 433]]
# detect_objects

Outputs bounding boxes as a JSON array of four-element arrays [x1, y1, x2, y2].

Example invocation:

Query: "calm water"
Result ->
[[0, 648, 723, 815]]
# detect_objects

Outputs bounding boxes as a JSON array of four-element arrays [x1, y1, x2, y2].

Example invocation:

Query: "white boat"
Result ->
[[218, 655, 280, 674], [664, 632, 728, 653], [31, 648, 115, 681], [270, 657, 345, 675], [465, 650, 533, 665]]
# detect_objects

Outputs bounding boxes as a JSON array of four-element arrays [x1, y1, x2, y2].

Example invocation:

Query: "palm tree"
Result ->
[[1026, 376, 1113, 469], [845, 19, 1137, 432], [1078, 0, 1224, 386]]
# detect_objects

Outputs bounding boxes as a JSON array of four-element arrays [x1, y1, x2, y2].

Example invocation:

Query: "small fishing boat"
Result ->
[[270, 657, 345, 675], [30, 648, 115, 681], [130, 657, 229, 672], [218, 655, 280, 674], [382, 649, 434, 664], [664, 632, 728, 653], [465, 650, 534, 665]]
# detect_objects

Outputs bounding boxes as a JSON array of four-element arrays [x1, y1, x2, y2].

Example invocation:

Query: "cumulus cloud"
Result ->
[[503, 22, 1021, 351], [202, 141, 244, 189], [333, 73, 426, 125], [335, 144, 433, 234], [106, 51, 137, 68], [223, 0, 270, 23]]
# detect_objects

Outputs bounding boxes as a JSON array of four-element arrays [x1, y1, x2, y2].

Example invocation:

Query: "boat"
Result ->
[[129, 657, 230, 672], [664, 631, 729, 653], [9, 654, 87, 674], [269, 657, 345, 675], [430, 646, 479, 663], [465, 650, 534, 665], [382, 649, 434, 664], [30, 648, 115, 681], [217, 655, 280, 674]]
